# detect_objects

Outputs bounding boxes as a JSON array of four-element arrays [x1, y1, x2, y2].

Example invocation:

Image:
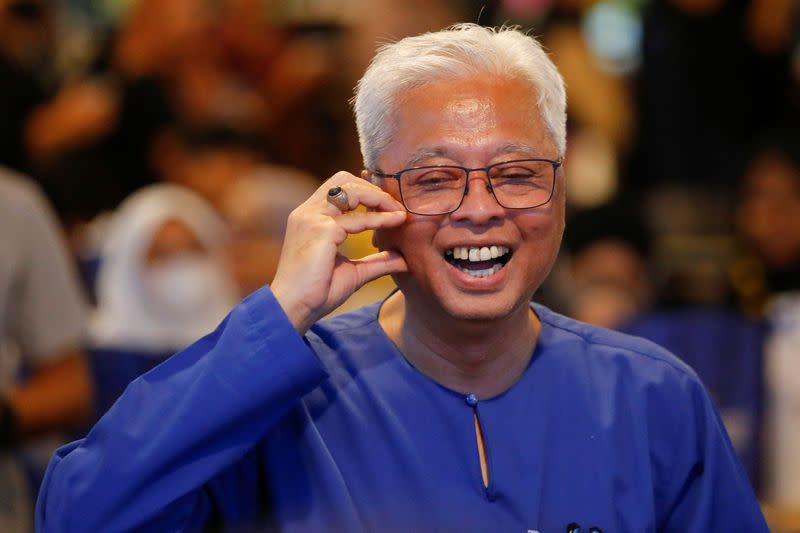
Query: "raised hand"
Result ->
[[271, 172, 408, 333]]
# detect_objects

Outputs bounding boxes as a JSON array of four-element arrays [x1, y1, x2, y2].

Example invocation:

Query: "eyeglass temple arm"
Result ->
[[367, 169, 401, 182]]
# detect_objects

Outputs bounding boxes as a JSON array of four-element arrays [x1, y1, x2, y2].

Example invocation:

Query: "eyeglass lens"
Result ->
[[399, 159, 556, 215]]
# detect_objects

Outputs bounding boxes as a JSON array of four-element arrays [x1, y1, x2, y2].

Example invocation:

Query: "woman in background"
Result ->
[[88, 184, 238, 417]]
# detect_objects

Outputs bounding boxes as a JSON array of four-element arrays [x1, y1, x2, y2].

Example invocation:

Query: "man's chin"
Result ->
[[393, 274, 532, 322], [437, 294, 523, 323]]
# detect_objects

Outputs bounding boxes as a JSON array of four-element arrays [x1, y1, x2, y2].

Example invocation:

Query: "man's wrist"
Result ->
[[0, 396, 21, 450], [270, 285, 315, 335]]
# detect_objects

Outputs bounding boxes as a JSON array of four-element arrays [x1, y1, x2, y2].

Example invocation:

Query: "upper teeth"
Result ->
[[446, 246, 510, 261]]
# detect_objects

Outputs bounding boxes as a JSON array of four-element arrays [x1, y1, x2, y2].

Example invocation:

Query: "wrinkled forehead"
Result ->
[[380, 75, 552, 166]]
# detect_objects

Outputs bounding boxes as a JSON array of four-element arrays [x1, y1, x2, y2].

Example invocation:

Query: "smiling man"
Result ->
[[37, 25, 767, 533]]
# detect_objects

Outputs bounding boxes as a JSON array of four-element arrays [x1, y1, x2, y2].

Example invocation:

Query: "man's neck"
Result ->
[[378, 292, 540, 399]]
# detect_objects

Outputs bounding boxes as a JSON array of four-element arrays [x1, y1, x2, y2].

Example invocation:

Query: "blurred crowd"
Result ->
[[0, 0, 799, 531]]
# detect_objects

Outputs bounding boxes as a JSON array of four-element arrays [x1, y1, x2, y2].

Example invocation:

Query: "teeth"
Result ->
[[458, 263, 504, 278], [448, 245, 510, 262]]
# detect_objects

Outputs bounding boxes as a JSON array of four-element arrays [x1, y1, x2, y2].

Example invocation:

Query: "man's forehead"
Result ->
[[378, 75, 555, 169], [401, 142, 544, 168], [445, 95, 492, 122]]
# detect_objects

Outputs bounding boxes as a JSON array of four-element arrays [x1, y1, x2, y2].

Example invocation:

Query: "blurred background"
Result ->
[[0, 0, 798, 530]]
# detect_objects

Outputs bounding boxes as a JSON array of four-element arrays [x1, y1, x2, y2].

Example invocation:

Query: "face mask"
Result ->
[[143, 255, 234, 320]]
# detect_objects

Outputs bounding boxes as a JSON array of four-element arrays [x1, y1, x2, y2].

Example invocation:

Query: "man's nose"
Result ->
[[449, 172, 505, 224]]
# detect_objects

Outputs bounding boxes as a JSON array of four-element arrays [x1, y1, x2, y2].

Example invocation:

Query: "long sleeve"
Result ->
[[36, 286, 328, 533]]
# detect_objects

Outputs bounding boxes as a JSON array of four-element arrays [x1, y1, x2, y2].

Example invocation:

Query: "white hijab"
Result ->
[[90, 184, 239, 353]]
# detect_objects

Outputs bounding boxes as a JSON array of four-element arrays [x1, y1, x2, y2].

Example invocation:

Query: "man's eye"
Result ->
[[497, 171, 538, 180], [410, 171, 461, 186], [494, 167, 542, 181], [421, 175, 455, 184]]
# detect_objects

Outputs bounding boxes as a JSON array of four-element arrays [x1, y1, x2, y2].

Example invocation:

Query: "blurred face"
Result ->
[[220, 184, 283, 295], [142, 218, 237, 319], [373, 75, 565, 321], [568, 240, 650, 328], [0, 0, 52, 67], [165, 145, 260, 210], [145, 219, 204, 265], [738, 153, 800, 269]]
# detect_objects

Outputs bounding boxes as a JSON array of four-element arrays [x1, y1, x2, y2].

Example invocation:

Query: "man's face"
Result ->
[[373, 75, 565, 321]]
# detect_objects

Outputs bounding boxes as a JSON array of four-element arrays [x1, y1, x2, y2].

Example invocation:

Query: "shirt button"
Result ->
[[465, 393, 478, 407]]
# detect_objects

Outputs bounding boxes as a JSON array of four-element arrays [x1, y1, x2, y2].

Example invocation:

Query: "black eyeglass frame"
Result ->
[[369, 158, 563, 216]]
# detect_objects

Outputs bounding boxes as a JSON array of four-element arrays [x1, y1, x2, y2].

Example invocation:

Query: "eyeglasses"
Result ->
[[370, 158, 562, 216]]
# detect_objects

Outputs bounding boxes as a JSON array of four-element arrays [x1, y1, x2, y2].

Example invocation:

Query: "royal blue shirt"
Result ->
[[37, 287, 768, 532]]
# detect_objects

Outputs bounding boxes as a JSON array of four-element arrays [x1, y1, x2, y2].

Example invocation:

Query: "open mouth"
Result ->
[[444, 245, 513, 278]]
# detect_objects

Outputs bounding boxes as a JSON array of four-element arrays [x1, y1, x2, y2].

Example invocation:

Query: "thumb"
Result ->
[[353, 250, 408, 285]]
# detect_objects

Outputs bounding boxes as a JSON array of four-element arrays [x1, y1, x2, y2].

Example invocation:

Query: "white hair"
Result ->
[[352, 24, 567, 169]]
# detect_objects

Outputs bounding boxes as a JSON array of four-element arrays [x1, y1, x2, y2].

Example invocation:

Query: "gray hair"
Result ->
[[352, 24, 567, 169]]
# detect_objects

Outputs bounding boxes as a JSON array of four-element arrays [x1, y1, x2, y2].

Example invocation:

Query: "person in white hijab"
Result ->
[[90, 184, 239, 355]]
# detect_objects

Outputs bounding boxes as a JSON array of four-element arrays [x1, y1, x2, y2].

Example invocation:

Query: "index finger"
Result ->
[[344, 182, 405, 212], [320, 174, 404, 213]]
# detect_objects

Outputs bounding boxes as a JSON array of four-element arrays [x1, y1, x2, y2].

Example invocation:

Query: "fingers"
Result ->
[[320, 176, 406, 241], [287, 178, 408, 247], [351, 250, 409, 285], [272, 171, 407, 333], [343, 181, 404, 212], [320, 172, 404, 214], [335, 210, 406, 234]]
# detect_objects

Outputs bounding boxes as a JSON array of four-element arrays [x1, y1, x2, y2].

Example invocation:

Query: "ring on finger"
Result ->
[[327, 186, 351, 212]]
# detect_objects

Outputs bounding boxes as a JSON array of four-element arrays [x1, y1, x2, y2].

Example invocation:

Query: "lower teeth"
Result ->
[[459, 264, 503, 278]]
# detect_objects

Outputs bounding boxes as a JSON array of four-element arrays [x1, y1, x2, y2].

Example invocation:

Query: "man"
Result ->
[[36, 25, 768, 532], [0, 167, 91, 533]]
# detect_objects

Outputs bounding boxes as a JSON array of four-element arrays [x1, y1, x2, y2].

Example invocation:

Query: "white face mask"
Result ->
[[143, 255, 235, 320]]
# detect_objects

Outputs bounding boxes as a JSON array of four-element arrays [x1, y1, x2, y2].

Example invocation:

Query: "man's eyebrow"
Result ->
[[402, 148, 451, 168], [493, 143, 541, 158]]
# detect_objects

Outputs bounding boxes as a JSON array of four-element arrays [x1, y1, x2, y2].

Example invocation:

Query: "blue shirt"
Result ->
[[36, 287, 768, 532], [622, 308, 765, 486]]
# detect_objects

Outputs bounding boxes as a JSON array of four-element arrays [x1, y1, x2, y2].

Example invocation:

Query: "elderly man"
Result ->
[[36, 25, 767, 533]]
